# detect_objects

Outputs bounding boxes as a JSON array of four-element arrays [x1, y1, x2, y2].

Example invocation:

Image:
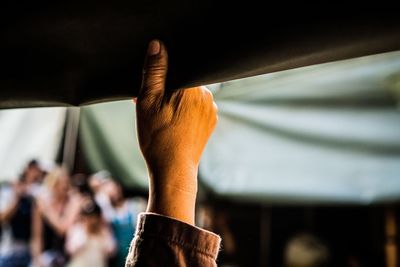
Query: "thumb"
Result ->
[[139, 40, 168, 100]]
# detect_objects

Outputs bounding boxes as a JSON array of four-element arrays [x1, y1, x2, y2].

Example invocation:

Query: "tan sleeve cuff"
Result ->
[[135, 212, 221, 259]]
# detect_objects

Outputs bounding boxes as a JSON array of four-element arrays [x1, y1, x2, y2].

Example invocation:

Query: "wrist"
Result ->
[[147, 185, 197, 225], [148, 162, 198, 194], [146, 168, 198, 225]]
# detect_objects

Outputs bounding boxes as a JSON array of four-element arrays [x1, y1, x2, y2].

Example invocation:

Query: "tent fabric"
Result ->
[[0, 108, 66, 182], [1, 3, 400, 108], [201, 51, 400, 204], [79, 102, 148, 188], [79, 52, 400, 204]]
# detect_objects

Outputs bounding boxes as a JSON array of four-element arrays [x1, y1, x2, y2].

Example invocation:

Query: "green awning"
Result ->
[[80, 51, 400, 204]]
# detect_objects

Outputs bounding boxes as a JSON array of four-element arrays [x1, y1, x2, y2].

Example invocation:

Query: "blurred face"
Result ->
[[54, 175, 70, 197], [24, 165, 42, 183], [89, 177, 101, 192], [105, 181, 123, 205]]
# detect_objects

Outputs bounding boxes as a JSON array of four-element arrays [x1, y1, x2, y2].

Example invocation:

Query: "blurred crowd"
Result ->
[[0, 160, 146, 267]]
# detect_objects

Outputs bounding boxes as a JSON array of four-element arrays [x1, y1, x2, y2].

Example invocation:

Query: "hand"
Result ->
[[135, 40, 218, 224], [13, 182, 26, 198]]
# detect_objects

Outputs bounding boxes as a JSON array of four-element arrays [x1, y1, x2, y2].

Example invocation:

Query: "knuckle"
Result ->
[[148, 63, 168, 75], [137, 92, 161, 108], [202, 87, 213, 98], [213, 102, 218, 111]]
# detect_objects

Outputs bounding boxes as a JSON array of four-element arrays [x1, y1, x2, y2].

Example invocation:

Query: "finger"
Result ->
[[139, 39, 168, 100]]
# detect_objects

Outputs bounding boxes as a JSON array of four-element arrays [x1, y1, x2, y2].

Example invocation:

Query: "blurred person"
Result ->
[[71, 173, 94, 198], [88, 170, 111, 194], [284, 233, 330, 267], [65, 200, 115, 267], [34, 168, 84, 267], [88, 171, 113, 220], [102, 180, 146, 267], [36, 160, 56, 182], [22, 160, 44, 184], [0, 160, 43, 267]]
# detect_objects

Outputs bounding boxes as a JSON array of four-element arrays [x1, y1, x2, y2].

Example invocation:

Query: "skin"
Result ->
[[0, 182, 24, 223], [0, 164, 41, 223], [104, 180, 124, 207], [37, 175, 82, 235], [24, 164, 42, 184], [136, 40, 218, 225]]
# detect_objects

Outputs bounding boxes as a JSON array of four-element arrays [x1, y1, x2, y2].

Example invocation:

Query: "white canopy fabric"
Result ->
[[201, 51, 400, 204], [0, 108, 66, 182], [80, 51, 400, 204]]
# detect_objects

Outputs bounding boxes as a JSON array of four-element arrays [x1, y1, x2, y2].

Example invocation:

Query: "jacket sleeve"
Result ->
[[125, 213, 221, 267]]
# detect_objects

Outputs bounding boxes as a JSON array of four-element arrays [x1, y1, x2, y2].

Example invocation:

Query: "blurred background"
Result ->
[[1, 51, 400, 267]]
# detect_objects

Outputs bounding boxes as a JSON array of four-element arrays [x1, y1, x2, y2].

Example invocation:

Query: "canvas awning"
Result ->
[[1, 3, 400, 108], [0, 108, 66, 181], [79, 51, 400, 204]]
